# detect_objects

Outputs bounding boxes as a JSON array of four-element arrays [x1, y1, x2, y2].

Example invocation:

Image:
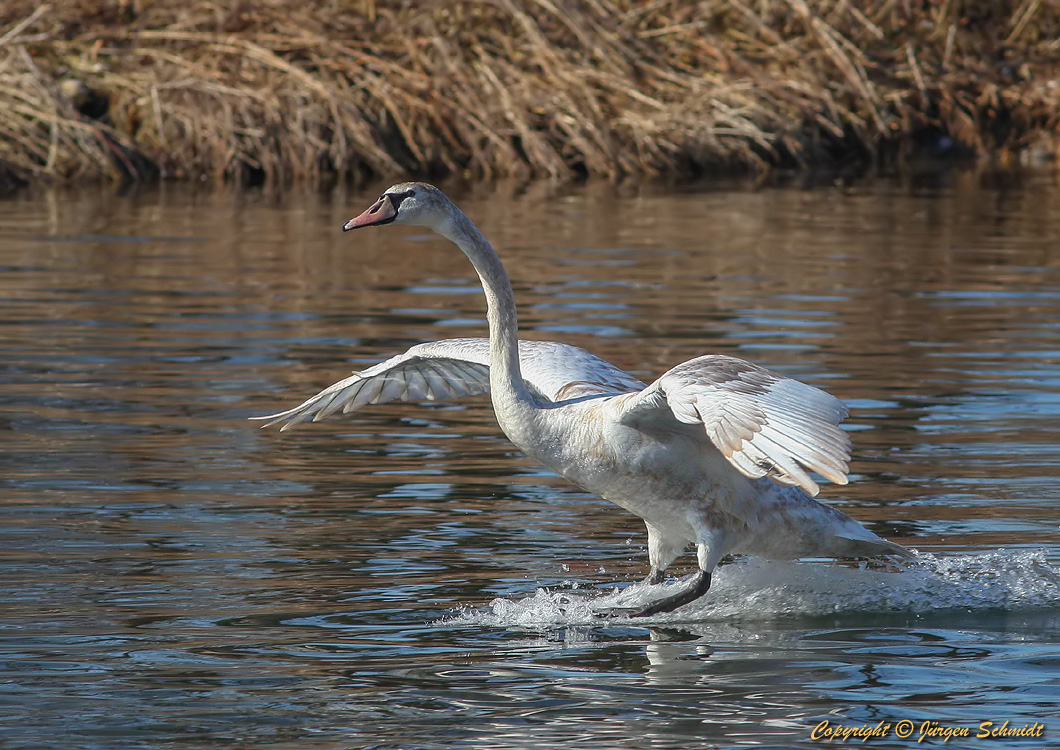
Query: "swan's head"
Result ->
[[342, 182, 454, 234]]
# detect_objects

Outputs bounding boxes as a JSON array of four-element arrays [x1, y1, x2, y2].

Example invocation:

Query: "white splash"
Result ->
[[446, 549, 1060, 628]]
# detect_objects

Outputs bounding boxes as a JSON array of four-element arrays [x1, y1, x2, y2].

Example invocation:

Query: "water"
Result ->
[[2, 173, 1060, 748]]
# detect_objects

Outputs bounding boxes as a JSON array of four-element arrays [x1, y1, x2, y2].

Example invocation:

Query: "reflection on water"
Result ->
[[2, 173, 1060, 747]]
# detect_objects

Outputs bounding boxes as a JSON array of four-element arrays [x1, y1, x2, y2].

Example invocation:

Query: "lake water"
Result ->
[[2, 173, 1059, 748]]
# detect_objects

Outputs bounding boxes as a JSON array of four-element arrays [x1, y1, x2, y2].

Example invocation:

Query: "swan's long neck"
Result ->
[[438, 210, 536, 424]]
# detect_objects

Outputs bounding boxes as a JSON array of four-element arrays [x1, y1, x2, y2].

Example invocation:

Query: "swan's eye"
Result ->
[[389, 190, 417, 210]]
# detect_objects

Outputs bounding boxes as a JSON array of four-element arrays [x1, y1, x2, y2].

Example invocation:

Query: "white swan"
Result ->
[[254, 182, 908, 617]]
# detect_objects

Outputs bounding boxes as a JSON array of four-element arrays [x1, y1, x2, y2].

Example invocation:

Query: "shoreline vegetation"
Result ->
[[1, 1, 1058, 189]]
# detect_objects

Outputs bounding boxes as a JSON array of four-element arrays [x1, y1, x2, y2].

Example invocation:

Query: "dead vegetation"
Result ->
[[1, 0, 1058, 187]]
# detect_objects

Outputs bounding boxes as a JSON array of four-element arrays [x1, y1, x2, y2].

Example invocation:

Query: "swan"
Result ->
[[254, 182, 909, 617]]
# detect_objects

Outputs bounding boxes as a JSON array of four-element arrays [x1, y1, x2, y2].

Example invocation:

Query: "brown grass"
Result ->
[[1, 0, 1058, 187]]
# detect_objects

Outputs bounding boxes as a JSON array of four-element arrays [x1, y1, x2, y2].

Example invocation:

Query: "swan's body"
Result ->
[[255, 183, 907, 616]]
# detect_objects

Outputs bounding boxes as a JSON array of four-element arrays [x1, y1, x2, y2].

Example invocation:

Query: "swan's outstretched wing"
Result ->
[[252, 343, 491, 431], [618, 355, 850, 496], [253, 338, 645, 430]]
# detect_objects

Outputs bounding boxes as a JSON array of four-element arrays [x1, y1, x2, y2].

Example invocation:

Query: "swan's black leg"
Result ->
[[631, 570, 712, 618], [593, 567, 675, 620], [641, 567, 666, 586]]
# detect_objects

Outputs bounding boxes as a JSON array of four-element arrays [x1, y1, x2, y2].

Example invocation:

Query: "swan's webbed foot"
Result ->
[[631, 570, 712, 618]]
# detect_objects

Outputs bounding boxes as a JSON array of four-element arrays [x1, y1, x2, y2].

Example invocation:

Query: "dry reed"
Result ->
[[1, 0, 1058, 187]]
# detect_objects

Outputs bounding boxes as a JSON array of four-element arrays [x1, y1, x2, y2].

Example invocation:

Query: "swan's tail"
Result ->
[[832, 533, 915, 560], [757, 486, 915, 561], [825, 501, 914, 559]]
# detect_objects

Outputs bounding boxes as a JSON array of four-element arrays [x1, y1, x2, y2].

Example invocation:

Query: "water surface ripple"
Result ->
[[2, 175, 1059, 748]]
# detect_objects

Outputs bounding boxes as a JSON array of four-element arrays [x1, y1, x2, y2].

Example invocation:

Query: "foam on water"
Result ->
[[446, 549, 1060, 628]]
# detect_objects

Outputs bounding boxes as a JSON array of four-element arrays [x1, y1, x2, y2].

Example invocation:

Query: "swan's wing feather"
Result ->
[[619, 355, 850, 495], [253, 338, 645, 430], [252, 342, 494, 431]]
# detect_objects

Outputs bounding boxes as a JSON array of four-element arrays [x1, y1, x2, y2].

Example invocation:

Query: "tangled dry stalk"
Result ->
[[1, 0, 1058, 187]]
